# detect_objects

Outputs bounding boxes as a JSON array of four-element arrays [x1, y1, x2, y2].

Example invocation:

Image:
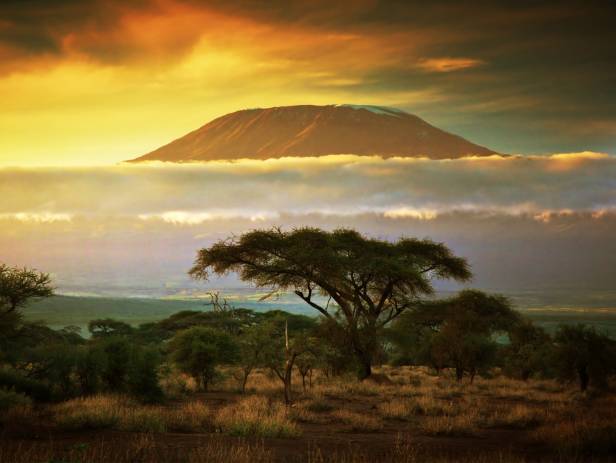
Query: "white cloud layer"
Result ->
[[1, 153, 614, 293], [0, 153, 613, 222]]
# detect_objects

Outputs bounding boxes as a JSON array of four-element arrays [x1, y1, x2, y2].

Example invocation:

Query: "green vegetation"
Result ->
[[169, 326, 239, 391], [1, 239, 616, 462], [190, 227, 471, 378]]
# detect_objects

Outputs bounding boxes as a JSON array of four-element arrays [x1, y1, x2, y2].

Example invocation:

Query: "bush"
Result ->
[[98, 337, 131, 392], [127, 347, 164, 403], [0, 368, 52, 402], [169, 326, 239, 391], [53, 394, 212, 433], [214, 396, 300, 438], [75, 345, 107, 395], [0, 387, 32, 411], [54, 395, 124, 430]]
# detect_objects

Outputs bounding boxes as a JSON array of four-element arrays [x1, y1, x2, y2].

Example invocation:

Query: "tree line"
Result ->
[[1, 228, 615, 408]]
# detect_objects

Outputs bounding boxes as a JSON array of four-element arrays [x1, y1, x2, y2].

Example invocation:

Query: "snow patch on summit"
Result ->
[[338, 104, 407, 117]]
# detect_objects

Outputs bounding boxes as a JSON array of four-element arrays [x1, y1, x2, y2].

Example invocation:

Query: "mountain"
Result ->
[[129, 104, 497, 162]]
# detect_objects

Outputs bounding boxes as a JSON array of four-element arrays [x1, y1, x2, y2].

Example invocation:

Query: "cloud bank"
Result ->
[[0, 153, 613, 223], [1, 153, 614, 293]]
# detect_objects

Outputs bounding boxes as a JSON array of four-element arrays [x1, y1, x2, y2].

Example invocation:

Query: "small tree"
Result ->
[[260, 319, 310, 404], [430, 324, 496, 382], [553, 324, 615, 392], [75, 345, 107, 395], [0, 264, 53, 335], [97, 336, 132, 392], [295, 344, 319, 391], [189, 227, 470, 379], [502, 320, 553, 380], [398, 290, 518, 381], [128, 346, 163, 403], [169, 326, 239, 391], [234, 324, 270, 393]]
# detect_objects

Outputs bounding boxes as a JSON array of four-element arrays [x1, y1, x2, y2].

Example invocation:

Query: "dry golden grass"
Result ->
[[53, 395, 211, 432], [377, 399, 416, 420], [531, 394, 616, 458], [0, 434, 272, 463], [214, 395, 300, 438], [332, 409, 384, 432], [16, 366, 615, 462], [483, 403, 546, 429], [421, 412, 480, 437], [159, 368, 198, 397]]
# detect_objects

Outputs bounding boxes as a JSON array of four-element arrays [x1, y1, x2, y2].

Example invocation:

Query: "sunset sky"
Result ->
[[2, 0, 616, 166], [1, 1, 615, 295]]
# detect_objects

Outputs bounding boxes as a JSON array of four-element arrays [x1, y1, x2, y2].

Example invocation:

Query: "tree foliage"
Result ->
[[390, 290, 519, 381], [189, 227, 471, 378], [502, 321, 553, 380], [169, 326, 239, 391], [553, 324, 616, 391], [0, 264, 53, 341]]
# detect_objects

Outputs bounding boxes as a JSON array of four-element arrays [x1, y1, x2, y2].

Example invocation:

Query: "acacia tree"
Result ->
[[259, 319, 311, 404], [0, 264, 53, 323], [189, 227, 471, 379], [234, 324, 270, 393], [502, 320, 553, 380], [390, 289, 519, 381], [553, 324, 615, 392], [169, 326, 239, 391]]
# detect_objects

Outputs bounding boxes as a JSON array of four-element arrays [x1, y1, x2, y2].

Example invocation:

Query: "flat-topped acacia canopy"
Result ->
[[190, 227, 471, 378]]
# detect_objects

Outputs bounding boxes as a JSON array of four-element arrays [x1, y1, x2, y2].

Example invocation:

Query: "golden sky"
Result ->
[[1, 0, 615, 166]]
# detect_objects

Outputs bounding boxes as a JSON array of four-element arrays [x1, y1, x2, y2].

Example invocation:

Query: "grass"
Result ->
[[10, 367, 616, 462], [378, 399, 416, 420], [332, 410, 384, 432], [0, 434, 273, 463], [214, 395, 300, 438], [53, 395, 211, 432], [531, 395, 616, 458]]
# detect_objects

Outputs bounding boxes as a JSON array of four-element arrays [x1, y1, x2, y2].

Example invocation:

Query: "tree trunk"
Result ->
[[455, 367, 464, 382], [352, 320, 377, 380], [241, 369, 250, 393], [308, 368, 313, 388], [357, 354, 372, 380], [281, 321, 297, 404], [283, 373, 292, 404]]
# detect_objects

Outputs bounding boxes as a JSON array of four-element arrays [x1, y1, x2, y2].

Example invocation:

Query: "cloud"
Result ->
[[0, 153, 613, 222], [0, 152, 613, 293], [0, 212, 73, 223], [416, 57, 484, 72]]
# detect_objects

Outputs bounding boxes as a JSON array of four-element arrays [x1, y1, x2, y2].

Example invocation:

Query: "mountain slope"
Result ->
[[130, 104, 497, 162]]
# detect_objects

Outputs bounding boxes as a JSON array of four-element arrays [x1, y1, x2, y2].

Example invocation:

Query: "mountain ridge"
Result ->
[[129, 104, 497, 162]]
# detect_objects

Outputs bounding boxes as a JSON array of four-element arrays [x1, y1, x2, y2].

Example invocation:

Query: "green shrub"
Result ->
[[127, 347, 164, 403], [0, 388, 32, 411], [0, 368, 52, 402]]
